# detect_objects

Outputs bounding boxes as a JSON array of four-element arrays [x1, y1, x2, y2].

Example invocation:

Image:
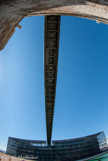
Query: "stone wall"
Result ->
[[0, 152, 30, 161]]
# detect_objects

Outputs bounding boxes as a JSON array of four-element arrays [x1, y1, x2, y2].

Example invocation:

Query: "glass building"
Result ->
[[6, 132, 108, 161]]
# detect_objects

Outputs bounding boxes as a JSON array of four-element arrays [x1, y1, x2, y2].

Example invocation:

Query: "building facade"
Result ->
[[6, 132, 107, 161]]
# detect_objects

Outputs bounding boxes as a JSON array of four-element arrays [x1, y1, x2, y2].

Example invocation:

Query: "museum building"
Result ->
[[6, 132, 108, 161]]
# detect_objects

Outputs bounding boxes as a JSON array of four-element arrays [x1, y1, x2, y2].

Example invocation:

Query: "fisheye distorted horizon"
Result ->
[[0, 15, 108, 150]]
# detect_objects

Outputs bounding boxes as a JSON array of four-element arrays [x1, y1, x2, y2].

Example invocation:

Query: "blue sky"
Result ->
[[0, 15, 108, 150]]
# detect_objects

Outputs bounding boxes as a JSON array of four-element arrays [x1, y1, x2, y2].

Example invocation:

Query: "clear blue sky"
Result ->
[[0, 15, 108, 150]]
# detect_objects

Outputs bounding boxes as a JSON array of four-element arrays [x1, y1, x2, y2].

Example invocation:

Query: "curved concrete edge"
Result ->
[[0, 16, 24, 50], [0, 0, 108, 50]]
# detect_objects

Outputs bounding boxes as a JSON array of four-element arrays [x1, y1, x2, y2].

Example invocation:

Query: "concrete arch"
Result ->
[[0, 0, 108, 50]]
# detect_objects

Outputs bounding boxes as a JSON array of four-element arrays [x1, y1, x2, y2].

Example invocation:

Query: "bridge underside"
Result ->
[[44, 15, 60, 145]]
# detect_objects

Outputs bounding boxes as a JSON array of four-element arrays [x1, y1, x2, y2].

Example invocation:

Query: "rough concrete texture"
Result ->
[[0, 0, 108, 50], [0, 152, 30, 161]]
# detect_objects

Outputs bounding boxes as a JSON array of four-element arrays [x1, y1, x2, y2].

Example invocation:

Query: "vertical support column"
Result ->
[[44, 15, 60, 145]]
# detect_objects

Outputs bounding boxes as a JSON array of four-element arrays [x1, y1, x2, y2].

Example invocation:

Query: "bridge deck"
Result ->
[[44, 15, 60, 145]]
